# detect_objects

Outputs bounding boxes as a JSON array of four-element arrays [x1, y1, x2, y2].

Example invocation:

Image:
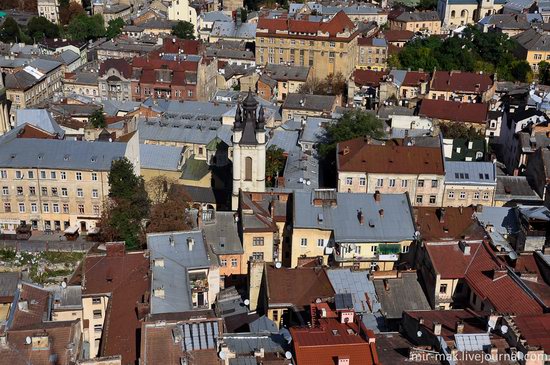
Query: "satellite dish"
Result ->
[[25, 336, 31, 345], [315, 298, 322, 304], [275, 262, 282, 269], [487, 319, 496, 330], [218, 351, 227, 360], [417, 331, 422, 338], [501, 325, 508, 334], [285, 351, 292, 359], [244, 299, 250, 306], [61, 281, 67, 288]]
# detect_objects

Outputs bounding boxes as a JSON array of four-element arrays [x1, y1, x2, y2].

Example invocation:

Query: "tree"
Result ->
[[106, 17, 125, 39], [0, 17, 22, 43], [60, 1, 85, 25], [266, 146, 286, 187], [89, 108, 106, 128], [299, 73, 346, 96], [417, 0, 437, 10], [539, 61, 550, 85], [439, 123, 482, 139], [509, 60, 533, 83], [100, 158, 149, 249], [318, 110, 384, 158], [171, 21, 195, 40], [67, 13, 105, 41], [240, 8, 248, 23], [146, 188, 193, 233], [27, 16, 60, 41]]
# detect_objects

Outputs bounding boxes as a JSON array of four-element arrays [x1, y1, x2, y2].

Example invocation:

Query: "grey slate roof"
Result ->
[[49, 285, 82, 308], [282, 94, 336, 112], [203, 212, 243, 255], [0, 272, 19, 298], [138, 118, 233, 147], [264, 64, 310, 82], [139, 144, 183, 171], [222, 333, 287, 354], [200, 11, 232, 22], [211, 22, 257, 39], [373, 272, 430, 319], [444, 161, 497, 185], [475, 207, 519, 254], [282, 150, 320, 191], [300, 117, 330, 143], [293, 191, 415, 243], [495, 175, 541, 202], [267, 129, 299, 153], [395, 10, 439, 22], [15, 109, 65, 137], [147, 230, 215, 314], [0, 127, 127, 171], [514, 28, 550, 52]]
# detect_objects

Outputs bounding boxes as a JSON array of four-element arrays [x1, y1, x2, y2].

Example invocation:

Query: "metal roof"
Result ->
[[222, 333, 286, 354], [266, 129, 299, 153], [139, 144, 183, 171], [15, 109, 65, 137], [203, 212, 243, 255], [326, 269, 380, 314], [444, 161, 496, 185]]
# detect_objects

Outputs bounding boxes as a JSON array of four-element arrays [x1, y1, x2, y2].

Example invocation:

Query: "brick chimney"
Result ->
[[456, 321, 464, 334], [374, 190, 381, 203], [433, 322, 442, 335]]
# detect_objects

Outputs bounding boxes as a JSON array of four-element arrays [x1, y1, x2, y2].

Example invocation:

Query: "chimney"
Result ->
[[358, 210, 365, 225], [459, 241, 471, 255], [187, 237, 194, 251], [374, 190, 381, 202], [379, 209, 384, 218], [433, 322, 442, 336], [343, 146, 350, 155], [197, 206, 203, 228], [456, 321, 465, 334], [169, 234, 175, 247], [438, 207, 446, 223]]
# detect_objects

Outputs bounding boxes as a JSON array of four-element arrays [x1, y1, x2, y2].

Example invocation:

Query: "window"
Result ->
[[50, 171, 56, 179], [402, 245, 410, 253], [483, 192, 489, 200], [28, 171, 34, 179], [301, 238, 308, 247], [221, 259, 227, 267], [93, 310, 102, 319], [60, 171, 66, 180], [459, 191, 466, 199], [78, 204, 85, 214], [416, 195, 423, 204], [0, 170, 7, 179], [429, 195, 436, 204], [92, 189, 99, 198], [15, 171, 22, 179], [389, 179, 396, 187], [253, 237, 264, 246], [370, 245, 377, 253], [61, 188, 68, 197], [346, 177, 353, 185], [354, 245, 361, 254], [330, 41, 335, 47], [431, 180, 438, 188], [231, 258, 238, 267], [417, 180, 424, 187], [359, 177, 366, 186], [31, 203, 37, 213], [77, 188, 83, 197], [376, 178, 384, 187], [41, 187, 48, 196], [63, 204, 69, 214], [18, 203, 25, 213], [401, 180, 408, 188], [16, 187, 23, 196], [92, 297, 101, 305], [474, 192, 480, 199], [92, 172, 98, 181], [76, 172, 82, 181], [94, 324, 102, 333], [245, 157, 252, 181], [317, 239, 325, 247], [439, 284, 448, 294], [252, 252, 264, 260], [52, 204, 59, 213], [3, 203, 10, 212], [42, 203, 49, 213], [40, 171, 46, 179], [51, 187, 58, 196]]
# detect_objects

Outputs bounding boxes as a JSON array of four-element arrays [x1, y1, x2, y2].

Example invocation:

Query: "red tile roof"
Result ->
[[405, 309, 486, 341], [291, 318, 379, 365], [258, 11, 355, 38], [402, 71, 430, 86], [337, 137, 445, 175], [382, 30, 414, 42], [414, 207, 486, 242], [353, 69, 388, 87], [161, 38, 201, 55], [419, 99, 489, 124], [10, 283, 50, 330], [424, 242, 480, 280], [99, 58, 133, 79], [82, 245, 150, 364], [512, 314, 550, 354], [430, 71, 494, 94]]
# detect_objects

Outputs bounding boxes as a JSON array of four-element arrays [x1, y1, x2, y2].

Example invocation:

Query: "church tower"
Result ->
[[231, 91, 266, 210]]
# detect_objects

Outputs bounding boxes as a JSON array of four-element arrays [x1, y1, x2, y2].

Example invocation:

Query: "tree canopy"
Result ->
[[146, 179, 193, 234], [106, 17, 125, 39], [27, 16, 60, 41], [0, 17, 23, 43], [266, 146, 286, 187], [299, 72, 346, 96], [171, 21, 195, 40], [390, 25, 528, 82], [60, 1, 85, 25], [89, 108, 106, 128], [100, 158, 150, 249], [67, 13, 105, 41]]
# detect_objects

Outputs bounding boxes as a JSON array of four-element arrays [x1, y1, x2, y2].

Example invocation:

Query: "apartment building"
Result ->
[[514, 28, 550, 71], [5, 59, 63, 111], [357, 36, 388, 71], [38, 0, 60, 24], [427, 70, 496, 103], [336, 137, 446, 206], [443, 161, 497, 207], [389, 10, 441, 34], [0, 125, 139, 234], [98, 59, 133, 101], [256, 11, 360, 79]]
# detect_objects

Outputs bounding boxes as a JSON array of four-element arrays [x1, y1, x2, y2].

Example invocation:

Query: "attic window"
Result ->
[[331, 329, 340, 336], [10, 154, 16, 159], [64, 154, 70, 161], [38, 153, 44, 160], [91, 156, 97, 162]]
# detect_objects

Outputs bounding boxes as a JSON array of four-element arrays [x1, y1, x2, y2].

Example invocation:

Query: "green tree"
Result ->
[[318, 110, 384, 158], [0, 17, 22, 43], [539, 61, 550, 85], [27, 16, 60, 41], [67, 13, 105, 41], [509, 60, 533, 83], [106, 17, 125, 39], [240, 8, 248, 23], [171, 21, 195, 40], [89, 108, 106, 128], [266, 146, 286, 187], [60, 1, 85, 25], [439, 123, 483, 139], [100, 158, 150, 249], [417, 0, 437, 10]]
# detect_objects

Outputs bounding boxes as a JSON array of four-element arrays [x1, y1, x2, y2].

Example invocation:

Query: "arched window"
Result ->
[[461, 9, 468, 18], [245, 157, 252, 181], [451, 10, 456, 18]]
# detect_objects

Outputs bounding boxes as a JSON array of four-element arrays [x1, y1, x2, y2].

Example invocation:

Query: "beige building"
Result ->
[[438, 0, 504, 28], [5, 59, 63, 113], [357, 36, 388, 71], [281, 93, 338, 122], [337, 137, 446, 207], [256, 12, 360, 80], [442, 161, 497, 207], [38, 0, 60, 24], [389, 10, 441, 34], [514, 29, 550, 71], [427, 70, 496, 103], [0, 128, 139, 234], [292, 190, 416, 271]]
